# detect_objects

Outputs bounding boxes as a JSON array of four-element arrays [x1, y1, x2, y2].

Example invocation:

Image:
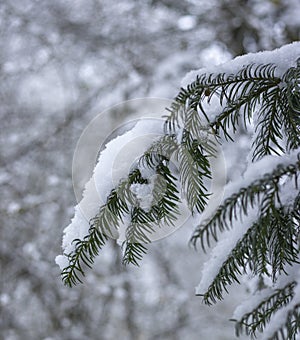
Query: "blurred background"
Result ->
[[1, 0, 299, 339]]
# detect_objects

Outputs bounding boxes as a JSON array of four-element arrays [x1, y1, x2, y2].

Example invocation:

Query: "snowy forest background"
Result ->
[[1, 1, 300, 339]]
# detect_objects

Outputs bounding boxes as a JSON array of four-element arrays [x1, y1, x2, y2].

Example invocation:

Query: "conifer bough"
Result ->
[[57, 43, 300, 339]]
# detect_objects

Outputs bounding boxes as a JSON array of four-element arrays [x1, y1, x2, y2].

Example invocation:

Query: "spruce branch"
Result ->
[[122, 162, 181, 266], [164, 61, 300, 160], [232, 281, 297, 338], [61, 169, 145, 286], [281, 59, 300, 152], [176, 140, 211, 213], [164, 63, 281, 139], [61, 225, 108, 287], [61, 56, 300, 340], [190, 157, 300, 250], [268, 303, 300, 340], [62, 135, 183, 283], [198, 205, 299, 305]]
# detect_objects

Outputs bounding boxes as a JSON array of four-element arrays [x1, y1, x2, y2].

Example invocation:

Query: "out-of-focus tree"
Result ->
[[213, 0, 300, 55], [1, 0, 299, 339]]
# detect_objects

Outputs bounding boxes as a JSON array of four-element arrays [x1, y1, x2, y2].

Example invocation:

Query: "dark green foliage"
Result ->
[[62, 225, 108, 287], [270, 304, 300, 340], [190, 159, 300, 251], [61, 54, 300, 339], [232, 282, 297, 337], [122, 162, 181, 266], [195, 204, 300, 306]]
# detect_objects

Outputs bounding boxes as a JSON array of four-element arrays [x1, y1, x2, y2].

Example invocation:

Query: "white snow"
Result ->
[[195, 147, 300, 295], [232, 264, 300, 323], [177, 15, 197, 31], [130, 176, 156, 212], [261, 266, 300, 339], [232, 286, 274, 321], [182, 42, 300, 88], [58, 42, 300, 303], [56, 119, 164, 269], [55, 254, 69, 270], [195, 206, 258, 295], [94, 118, 164, 201], [224, 147, 300, 201]]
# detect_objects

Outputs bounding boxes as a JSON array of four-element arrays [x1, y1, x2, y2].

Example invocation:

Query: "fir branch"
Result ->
[[153, 161, 181, 225], [122, 162, 181, 266], [61, 169, 145, 286], [164, 63, 281, 139], [232, 281, 297, 338], [164, 61, 300, 160], [280, 94, 300, 152], [177, 130, 212, 213], [268, 209, 300, 281], [122, 240, 148, 267], [61, 225, 108, 287], [139, 134, 178, 169], [268, 303, 300, 340], [62, 136, 182, 283], [61, 57, 300, 340], [252, 86, 285, 160], [197, 218, 268, 305], [198, 206, 299, 305], [191, 157, 300, 250], [281, 59, 300, 152], [122, 220, 152, 267]]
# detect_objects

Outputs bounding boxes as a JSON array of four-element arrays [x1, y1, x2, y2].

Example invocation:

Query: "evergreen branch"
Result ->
[[177, 130, 212, 213], [181, 106, 212, 143], [281, 59, 300, 152], [61, 225, 108, 287], [122, 240, 148, 267], [139, 134, 178, 169], [164, 62, 300, 160], [214, 83, 278, 139], [199, 206, 299, 305], [268, 303, 300, 340], [268, 209, 300, 281], [232, 282, 297, 338], [280, 94, 300, 152], [252, 87, 285, 160], [61, 57, 300, 340], [191, 157, 300, 250], [122, 162, 181, 266], [153, 161, 181, 224], [62, 135, 182, 282], [122, 221, 152, 267], [197, 218, 268, 305], [164, 63, 281, 137], [61, 169, 145, 286]]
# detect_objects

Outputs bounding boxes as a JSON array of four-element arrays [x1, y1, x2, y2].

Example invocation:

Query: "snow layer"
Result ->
[[223, 147, 300, 202], [195, 206, 258, 295], [130, 176, 156, 212], [195, 147, 300, 295], [232, 264, 300, 323], [261, 266, 300, 340], [56, 119, 164, 269], [57, 43, 300, 273], [182, 42, 300, 88], [94, 118, 164, 200]]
